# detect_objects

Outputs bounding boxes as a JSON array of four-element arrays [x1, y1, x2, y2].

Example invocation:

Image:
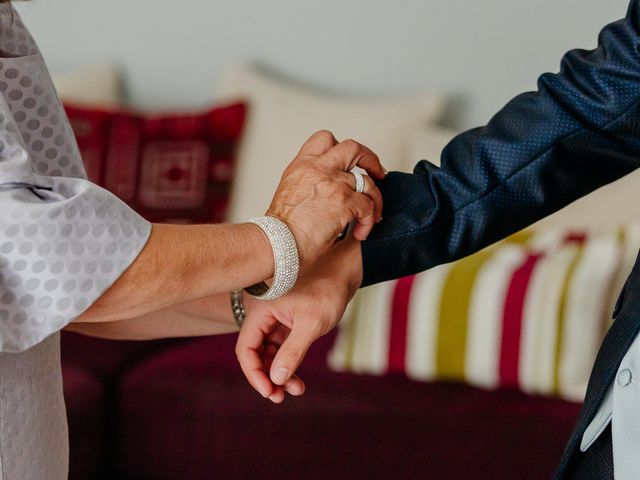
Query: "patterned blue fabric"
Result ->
[[360, 1, 640, 477], [362, 1, 640, 285]]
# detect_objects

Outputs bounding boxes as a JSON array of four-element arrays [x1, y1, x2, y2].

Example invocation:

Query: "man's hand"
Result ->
[[267, 131, 385, 269], [236, 239, 363, 403]]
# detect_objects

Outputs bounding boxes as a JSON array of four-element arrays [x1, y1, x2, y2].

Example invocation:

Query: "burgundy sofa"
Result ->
[[61, 330, 581, 480]]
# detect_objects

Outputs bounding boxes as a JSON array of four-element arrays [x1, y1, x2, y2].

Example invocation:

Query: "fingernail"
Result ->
[[272, 367, 290, 384]]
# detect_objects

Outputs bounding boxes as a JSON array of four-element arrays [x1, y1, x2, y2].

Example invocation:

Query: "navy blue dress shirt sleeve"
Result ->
[[362, 0, 640, 287]]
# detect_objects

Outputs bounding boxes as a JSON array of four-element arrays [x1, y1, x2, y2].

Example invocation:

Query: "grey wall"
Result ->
[[17, 0, 628, 129]]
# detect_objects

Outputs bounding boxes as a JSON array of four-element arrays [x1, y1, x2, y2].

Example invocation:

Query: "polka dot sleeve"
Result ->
[[0, 184, 152, 352], [0, 105, 152, 353]]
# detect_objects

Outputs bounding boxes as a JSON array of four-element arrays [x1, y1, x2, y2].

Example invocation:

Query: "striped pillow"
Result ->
[[329, 226, 640, 402]]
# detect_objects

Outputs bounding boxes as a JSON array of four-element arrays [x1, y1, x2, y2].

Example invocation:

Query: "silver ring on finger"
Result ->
[[351, 169, 365, 193]]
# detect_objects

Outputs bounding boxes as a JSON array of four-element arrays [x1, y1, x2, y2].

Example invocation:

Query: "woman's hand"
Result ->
[[235, 239, 363, 403], [267, 131, 385, 269], [74, 133, 380, 329]]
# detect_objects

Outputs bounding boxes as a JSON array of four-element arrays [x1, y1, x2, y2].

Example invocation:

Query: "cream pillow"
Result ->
[[216, 65, 445, 222], [53, 63, 122, 107], [406, 125, 458, 171]]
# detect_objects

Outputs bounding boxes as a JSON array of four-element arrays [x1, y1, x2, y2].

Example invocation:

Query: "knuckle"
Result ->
[[355, 193, 371, 208], [339, 187, 352, 202], [341, 138, 360, 152], [283, 162, 299, 176], [314, 129, 334, 141], [317, 177, 337, 195], [359, 212, 375, 224], [365, 199, 375, 214]]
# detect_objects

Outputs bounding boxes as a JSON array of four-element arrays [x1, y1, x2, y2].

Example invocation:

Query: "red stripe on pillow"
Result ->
[[387, 275, 416, 374], [564, 232, 587, 244], [499, 254, 543, 388]]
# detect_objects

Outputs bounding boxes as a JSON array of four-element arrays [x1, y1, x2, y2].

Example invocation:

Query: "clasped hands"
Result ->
[[235, 130, 386, 404]]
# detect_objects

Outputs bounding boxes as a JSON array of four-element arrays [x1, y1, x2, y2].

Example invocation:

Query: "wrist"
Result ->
[[242, 293, 258, 323], [241, 222, 275, 281], [340, 239, 364, 294], [314, 239, 362, 303]]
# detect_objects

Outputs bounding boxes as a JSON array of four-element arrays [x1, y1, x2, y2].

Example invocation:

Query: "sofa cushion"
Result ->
[[61, 331, 182, 379], [216, 64, 445, 222], [330, 226, 640, 402], [53, 63, 123, 108], [64, 101, 246, 224], [115, 333, 580, 480], [61, 362, 109, 480]]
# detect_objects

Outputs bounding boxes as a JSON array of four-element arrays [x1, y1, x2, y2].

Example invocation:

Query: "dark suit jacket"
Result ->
[[360, 1, 640, 477]]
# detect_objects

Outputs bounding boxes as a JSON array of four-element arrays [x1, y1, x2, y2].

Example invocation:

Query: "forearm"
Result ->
[[362, 5, 640, 286], [67, 292, 240, 340], [75, 222, 272, 323]]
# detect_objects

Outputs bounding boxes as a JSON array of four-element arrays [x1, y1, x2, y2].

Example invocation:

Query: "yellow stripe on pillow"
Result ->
[[436, 252, 492, 381]]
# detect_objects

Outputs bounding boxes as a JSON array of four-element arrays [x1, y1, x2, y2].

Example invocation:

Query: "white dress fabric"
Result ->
[[0, 5, 151, 479]]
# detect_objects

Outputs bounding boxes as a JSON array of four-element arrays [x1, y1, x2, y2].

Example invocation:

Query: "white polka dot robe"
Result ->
[[0, 11, 151, 352], [0, 5, 151, 478]]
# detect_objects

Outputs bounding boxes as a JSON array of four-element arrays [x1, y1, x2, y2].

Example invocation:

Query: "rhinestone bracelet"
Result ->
[[245, 216, 300, 300]]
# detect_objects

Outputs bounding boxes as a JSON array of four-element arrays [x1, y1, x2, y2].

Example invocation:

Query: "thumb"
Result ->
[[269, 323, 317, 386]]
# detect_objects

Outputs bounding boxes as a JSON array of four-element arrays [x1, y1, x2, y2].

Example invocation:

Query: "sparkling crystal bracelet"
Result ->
[[245, 216, 300, 301]]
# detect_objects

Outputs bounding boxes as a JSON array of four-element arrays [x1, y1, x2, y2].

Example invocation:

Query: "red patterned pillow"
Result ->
[[64, 102, 247, 223]]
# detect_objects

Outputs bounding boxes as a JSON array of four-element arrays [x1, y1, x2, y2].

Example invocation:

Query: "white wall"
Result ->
[[16, 0, 627, 129]]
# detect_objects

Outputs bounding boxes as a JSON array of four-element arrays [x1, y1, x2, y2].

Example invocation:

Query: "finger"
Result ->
[[265, 362, 304, 398], [263, 344, 306, 396], [236, 322, 275, 399], [269, 324, 317, 386], [352, 222, 372, 241], [269, 387, 286, 404], [362, 175, 383, 223], [325, 139, 386, 180], [343, 173, 383, 223], [298, 130, 338, 157], [348, 191, 376, 241], [262, 337, 305, 397], [284, 374, 306, 396]]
